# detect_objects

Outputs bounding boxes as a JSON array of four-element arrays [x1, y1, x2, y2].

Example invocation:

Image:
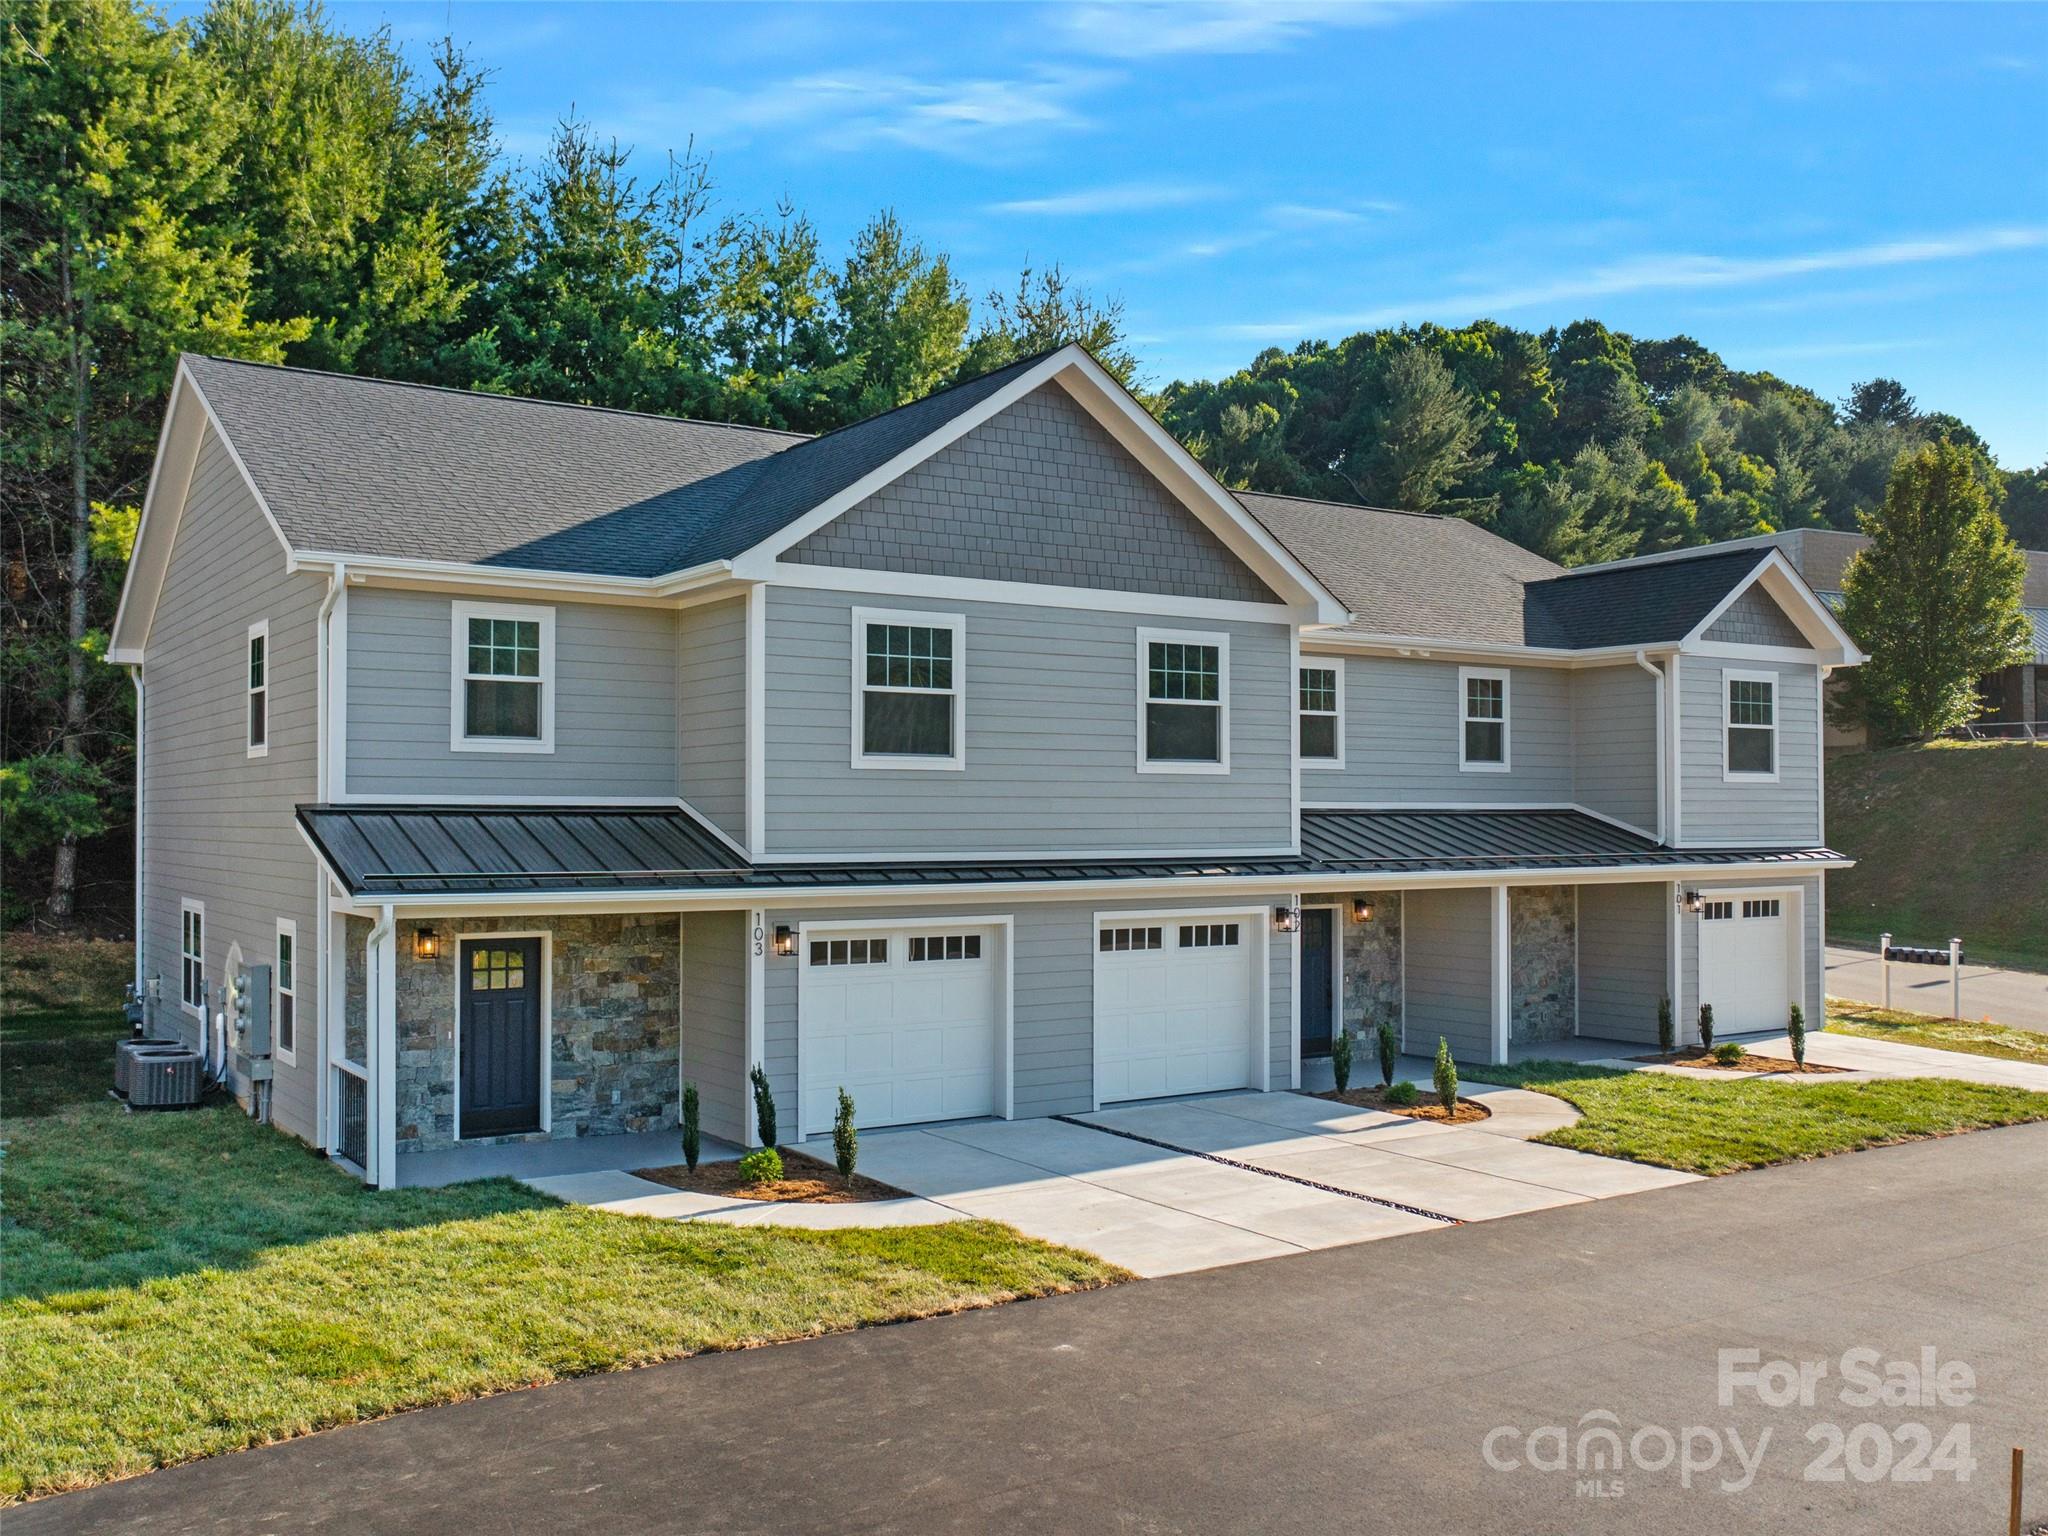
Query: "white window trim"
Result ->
[[450, 600, 556, 754], [850, 606, 966, 771], [1298, 660, 1345, 770], [274, 917, 298, 1065], [245, 620, 270, 758], [1457, 665, 1511, 773], [1722, 667, 1780, 784], [180, 898, 205, 1019], [1137, 626, 1231, 775]]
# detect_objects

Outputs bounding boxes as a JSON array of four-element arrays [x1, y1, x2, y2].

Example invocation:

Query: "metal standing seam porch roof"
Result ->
[[299, 804, 1844, 900]]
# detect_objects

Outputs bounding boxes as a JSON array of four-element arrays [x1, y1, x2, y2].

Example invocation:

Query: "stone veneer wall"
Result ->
[[1304, 890, 1404, 1038], [391, 915, 681, 1153], [1510, 886, 1576, 1044], [343, 913, 371, 1064]]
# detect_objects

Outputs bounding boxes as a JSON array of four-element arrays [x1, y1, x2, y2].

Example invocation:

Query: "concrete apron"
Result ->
[[522, 1083, 1696, 1279]]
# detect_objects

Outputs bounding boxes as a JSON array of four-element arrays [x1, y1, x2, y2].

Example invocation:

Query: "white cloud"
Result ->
[[989, 182, 1221, 216], [1219, 226, 2048, 338], [1049, 0, 1414, 59], [1264, 199, 1401, 226]]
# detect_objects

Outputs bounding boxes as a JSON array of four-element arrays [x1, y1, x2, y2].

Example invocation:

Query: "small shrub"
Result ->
[[681, 1081, 701, 1170], [1712, 1042, 1744, 1067], [748, 1063, 778, 1149], [1330, 1029, 1354, 1093], [737, 1146, 783, 1185], [1384, 1079, 1418, 1106], [1376, 1020, 1398, 1086], [1787, 1003, 1807, 1067], [1697, 1004, 1715, 1052], [833, 1087, 858, 1178], [1656, 995, 1674, 1054], [1433, 1037, 1458, 1112]]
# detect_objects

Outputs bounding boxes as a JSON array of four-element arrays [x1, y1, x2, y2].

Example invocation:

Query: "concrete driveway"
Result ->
[[822, 1088, 1693, 1276]]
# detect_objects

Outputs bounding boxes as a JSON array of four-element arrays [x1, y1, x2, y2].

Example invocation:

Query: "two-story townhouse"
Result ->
[[108, 344, 1862, 1188]]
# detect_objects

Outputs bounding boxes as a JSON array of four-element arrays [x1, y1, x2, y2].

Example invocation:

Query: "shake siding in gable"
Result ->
[[1307, 656, 1573, 805], [762, 585, 1295, 857], [1679, 659, 1821, 844], [1703, 585, 1808, 648], [675, 597, 747, 840], [139, 426, 323, 1141], [344, 588, 677, 799], [1571, 664, 1659, 834]]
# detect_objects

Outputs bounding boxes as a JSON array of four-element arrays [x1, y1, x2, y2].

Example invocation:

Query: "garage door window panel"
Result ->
[[854, 609, 964, 769], [1140, 629, 1229, 772]]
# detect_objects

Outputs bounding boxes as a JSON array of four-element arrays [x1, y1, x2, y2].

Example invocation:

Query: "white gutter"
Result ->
[[1633, 649, 1667, 844], [316, 563, 346, 801], [1304, 631, 1680, 666], [289, 551, 737, 601]]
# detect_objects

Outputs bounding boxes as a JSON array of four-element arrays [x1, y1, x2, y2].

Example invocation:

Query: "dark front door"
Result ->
[[460, 938, 542, 1138], [1300, 907, 1335, 1058]]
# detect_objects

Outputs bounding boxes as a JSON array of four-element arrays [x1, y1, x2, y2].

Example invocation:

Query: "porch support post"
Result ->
[[1490, 884, 1511, 1065], [369, 904, 398, 1189], [746, 906, 766, 1146]]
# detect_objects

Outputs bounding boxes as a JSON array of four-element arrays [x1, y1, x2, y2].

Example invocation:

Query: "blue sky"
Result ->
[[302, 2, 2046, 462]]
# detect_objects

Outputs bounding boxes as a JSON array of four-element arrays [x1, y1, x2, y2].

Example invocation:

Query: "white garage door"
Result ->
[[1697, 896, 1794, 1034], [1095, 917, 1257, 1104], [798, 926, 998, 1135]]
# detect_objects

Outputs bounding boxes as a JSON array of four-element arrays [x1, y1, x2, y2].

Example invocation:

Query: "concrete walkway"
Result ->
[[1825, 942, 2048, 1030], [1581, 1023, 2048, 1092]]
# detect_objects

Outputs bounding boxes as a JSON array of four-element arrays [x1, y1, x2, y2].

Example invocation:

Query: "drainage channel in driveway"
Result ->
[[1051, 1114, 1462, 1227]]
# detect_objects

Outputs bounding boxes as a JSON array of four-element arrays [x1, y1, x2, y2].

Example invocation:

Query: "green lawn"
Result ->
[[1480, 1060, 2048, 1176], [0, 943, 1122, 1504], [1828, 999, 2048, 1067]]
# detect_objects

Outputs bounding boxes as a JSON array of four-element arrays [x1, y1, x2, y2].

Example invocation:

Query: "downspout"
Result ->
[[129, 666, 145, 996], [314, 563, 346, 1153], [316, 563, 347, 802], [1633, 650, 1666, 845]]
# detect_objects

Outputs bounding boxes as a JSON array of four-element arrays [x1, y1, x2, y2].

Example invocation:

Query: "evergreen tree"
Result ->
[[1343, 346, 1497, 517], [1833, 440, 2032, 742]]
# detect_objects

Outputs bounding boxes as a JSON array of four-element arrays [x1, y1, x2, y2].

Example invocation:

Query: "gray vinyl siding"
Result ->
[[759, 895, 1294, 1128], [1401, 887, 1495, 1062], [1678, 658, 1821, 845], [763, 585, 1295, 857], [676, 597, 747, 841], [1570, 664, 1659, 834], [139, 425, 323, 1142], [785, 382, 1279, 605], [1576, 881, 1669, 1044], [1303, 655, 1573, 806], [1704, 585, 1807, 647], [344, 588, 677, 799], [1677, 873, 1824, 1040], [680, 909, 748, 1145]]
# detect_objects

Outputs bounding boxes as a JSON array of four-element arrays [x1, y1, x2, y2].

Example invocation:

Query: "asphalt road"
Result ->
[[22, 1123, 2048, 1536], [1826, 943, 2048, 1031]]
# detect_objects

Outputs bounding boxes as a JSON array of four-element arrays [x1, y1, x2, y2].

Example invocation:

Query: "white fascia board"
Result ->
[[1680, 550, 1864, 664], [758, 561, 1306, 627], [1301, 632, 1679, 667], [289, 551, 739, 605]]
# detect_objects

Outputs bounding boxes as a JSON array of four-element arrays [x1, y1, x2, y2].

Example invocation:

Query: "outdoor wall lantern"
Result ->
[[1677, 889, 1704, 915], [1352, 898, 1376, 923], [1274, 906, 1301, 934], [773, 925, 797, 958], [413, 927, 441, 961]]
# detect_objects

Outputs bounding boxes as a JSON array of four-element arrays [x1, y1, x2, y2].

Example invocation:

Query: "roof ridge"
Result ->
[[185, 353, 815, 442], [1536, 544, 1771, 586], [742, 344, 1067, 461]]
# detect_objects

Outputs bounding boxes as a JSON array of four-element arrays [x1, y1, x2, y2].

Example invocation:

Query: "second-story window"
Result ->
[[1139, 628, 1229, 772], [1724, 671, 1778, 779], [854, 608, 964, 768], [1459, 666, 1509, 770], [452, 601, 555, 752], [246, 621, 269, 757], [1299, 663, 1342, 765]]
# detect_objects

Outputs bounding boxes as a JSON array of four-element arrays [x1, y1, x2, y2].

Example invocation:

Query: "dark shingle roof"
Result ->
[[300, 803, 1839, 898], [1523, 546, 1776, 649], [1236, 493, 1562, 645], [183, 350, 1051, 578]]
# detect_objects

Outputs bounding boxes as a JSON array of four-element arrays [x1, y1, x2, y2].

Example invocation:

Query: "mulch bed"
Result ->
[[633, 1148, 912, 1203], [1629, 1049, 1847, 1075], [1313, 1084, 1493, 1124]]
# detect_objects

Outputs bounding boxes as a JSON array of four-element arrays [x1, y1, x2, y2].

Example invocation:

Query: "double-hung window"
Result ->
[[274, 918, 297, 1062], [1724, 670, 1777, 779], [246, 622, 269, 756], [451, 601, 554, 752], [180, 900, 205, 1016], [1459, 666, 1509, 770], [853, 608, 965, 768], [1299, 663, 1342, 766], [1139, 628, 1229, 771]]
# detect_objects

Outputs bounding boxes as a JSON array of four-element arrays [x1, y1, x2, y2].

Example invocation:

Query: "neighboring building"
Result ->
[[109, 346, 1863, 1188], [1691, 527, 2047, 746]]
